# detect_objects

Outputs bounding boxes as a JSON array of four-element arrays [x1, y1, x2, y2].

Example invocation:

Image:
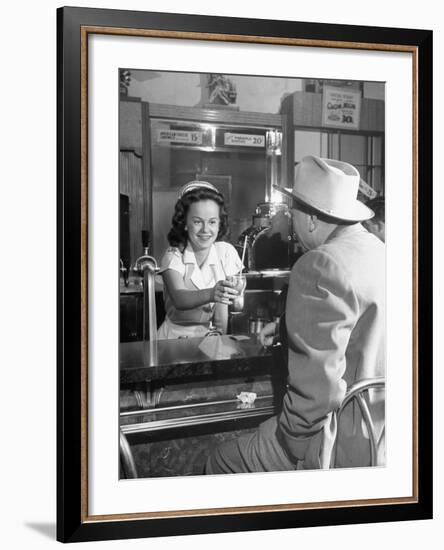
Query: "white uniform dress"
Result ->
[[157, 241, 243, 340]]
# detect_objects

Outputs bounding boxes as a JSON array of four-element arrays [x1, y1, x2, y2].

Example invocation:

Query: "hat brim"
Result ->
[[274, 185, 374, 223]]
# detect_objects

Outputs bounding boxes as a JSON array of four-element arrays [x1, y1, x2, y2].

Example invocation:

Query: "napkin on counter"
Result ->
[[237, 391, 257, 405], [198, 334, 239, 359], [236, 391, 257, 409]]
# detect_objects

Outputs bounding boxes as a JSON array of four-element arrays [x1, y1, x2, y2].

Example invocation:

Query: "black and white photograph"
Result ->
[[118, 70, 386, 480], [2, 0, 440, 546], [53, 5, 434, 543]]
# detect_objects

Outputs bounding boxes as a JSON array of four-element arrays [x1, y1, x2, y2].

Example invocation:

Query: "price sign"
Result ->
[[157, 130, 203, 145], [224, 133, 265, 147]]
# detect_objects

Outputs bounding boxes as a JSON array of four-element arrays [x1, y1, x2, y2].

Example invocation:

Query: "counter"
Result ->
[[119, 335, 286, 478], [120, 334, 273, 384]]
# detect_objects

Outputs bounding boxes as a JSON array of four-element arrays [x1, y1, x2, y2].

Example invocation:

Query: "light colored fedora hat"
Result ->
[[274, 155, 374, 222]]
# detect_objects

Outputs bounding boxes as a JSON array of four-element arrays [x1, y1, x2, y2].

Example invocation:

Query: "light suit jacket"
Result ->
[[279, 223, 385, 469]]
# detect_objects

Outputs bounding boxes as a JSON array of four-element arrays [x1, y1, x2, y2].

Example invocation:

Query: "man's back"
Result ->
[[206, 156, 386, 476], [280, 224, 385, 469]]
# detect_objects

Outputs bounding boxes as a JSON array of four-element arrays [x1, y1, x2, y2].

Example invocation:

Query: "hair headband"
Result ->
[[178, 180, 220, 199]]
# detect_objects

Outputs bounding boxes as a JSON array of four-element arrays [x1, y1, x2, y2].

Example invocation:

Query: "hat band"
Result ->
[[294, 188, 358, 215]]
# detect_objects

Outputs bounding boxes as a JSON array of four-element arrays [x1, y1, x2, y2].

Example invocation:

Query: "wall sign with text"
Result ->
[[359, 178, 378, 199], [224, 132, 265, 147], [157, 129, 203, 145], [322, 85, 362, 129]]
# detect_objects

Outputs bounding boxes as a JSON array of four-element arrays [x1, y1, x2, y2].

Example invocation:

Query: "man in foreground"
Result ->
[[206, 155, 386, 473]]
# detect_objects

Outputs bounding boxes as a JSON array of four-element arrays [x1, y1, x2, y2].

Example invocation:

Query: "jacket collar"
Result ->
[[325, 223, 364, 244]]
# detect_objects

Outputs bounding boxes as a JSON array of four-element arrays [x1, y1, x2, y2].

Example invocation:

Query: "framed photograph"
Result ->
[[57, 6, 433, 543]]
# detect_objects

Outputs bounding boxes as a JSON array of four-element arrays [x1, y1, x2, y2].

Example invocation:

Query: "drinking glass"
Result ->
[[229, 274, 247, 313]]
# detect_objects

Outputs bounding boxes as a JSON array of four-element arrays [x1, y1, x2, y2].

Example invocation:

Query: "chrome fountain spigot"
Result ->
[[133, 251, 159, 341], [134, 253, 159, 367], [134, 250, 158, 275], [133, 231, 160, 366], [133, 230, 158, 282], [133, 230, 159, 366]]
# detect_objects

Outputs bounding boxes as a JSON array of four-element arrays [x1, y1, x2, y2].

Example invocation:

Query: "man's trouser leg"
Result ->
[[205, 416, 297, 474]]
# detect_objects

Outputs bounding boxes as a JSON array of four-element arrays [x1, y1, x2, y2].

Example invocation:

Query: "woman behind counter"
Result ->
[[157, 181, 243, 339]]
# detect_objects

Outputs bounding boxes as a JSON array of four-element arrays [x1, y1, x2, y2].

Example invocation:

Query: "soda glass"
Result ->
[[229, 274, 247, 313]]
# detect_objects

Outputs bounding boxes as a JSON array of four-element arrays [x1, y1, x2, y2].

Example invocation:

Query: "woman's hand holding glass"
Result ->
[[212, 279, 238, 305]]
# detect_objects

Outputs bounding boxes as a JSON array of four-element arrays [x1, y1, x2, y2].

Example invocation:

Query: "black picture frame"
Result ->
[[57, 6, 433, 543]]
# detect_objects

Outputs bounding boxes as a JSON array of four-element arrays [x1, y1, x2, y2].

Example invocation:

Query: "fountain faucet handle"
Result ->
[[141, 229, 150, 254], [134, 254, 159, 274]]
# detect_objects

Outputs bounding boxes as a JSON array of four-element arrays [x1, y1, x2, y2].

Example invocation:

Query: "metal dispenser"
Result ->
[[238, 202, 291, 271], [236, 129, 297, 271], [133, 230, 159, 365]]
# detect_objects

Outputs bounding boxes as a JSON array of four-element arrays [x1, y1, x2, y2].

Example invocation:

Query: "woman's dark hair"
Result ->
[[167, 187, 229, 249]]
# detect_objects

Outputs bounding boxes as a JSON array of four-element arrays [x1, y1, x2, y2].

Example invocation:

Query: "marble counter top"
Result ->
[[120, 334, 274, 385]]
